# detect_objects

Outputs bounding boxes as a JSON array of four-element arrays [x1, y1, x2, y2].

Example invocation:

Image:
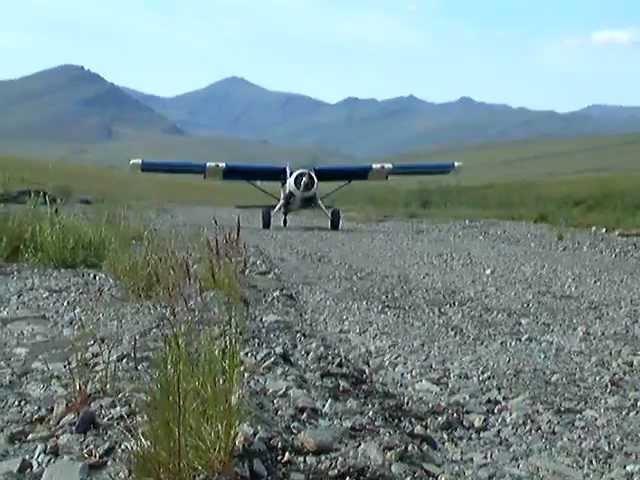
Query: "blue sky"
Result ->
[[2, 0, 639, 111]]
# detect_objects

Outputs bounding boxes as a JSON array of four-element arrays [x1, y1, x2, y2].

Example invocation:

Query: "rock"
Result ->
[[422, 463, 443, 478], [251, 458, 268, 479], [415, 380, 441, 393], [74, 409, 97, 434], [51, 399, 67, 425], [0, 457, 31, 475], [297, 428, 338, 454], [46, 438, 59, 456], [391, 462, 411, 476], [626, 464, 640, 474], [97, 441, 116, 459], [27, 429, 54, 442], [358, 441, 385, 467], [57, 433, 83, 455], [4, 427, 29, 444], [291, 389, 317, 413], [41, 459, 89, 480]]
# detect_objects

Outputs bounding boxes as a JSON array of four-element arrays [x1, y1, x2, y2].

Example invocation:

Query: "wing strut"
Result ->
[[320, 180, 352, 201], [246, 181, 280, 201]]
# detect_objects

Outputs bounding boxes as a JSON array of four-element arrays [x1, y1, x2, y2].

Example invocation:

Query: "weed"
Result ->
[[130, 220, 247, 480]]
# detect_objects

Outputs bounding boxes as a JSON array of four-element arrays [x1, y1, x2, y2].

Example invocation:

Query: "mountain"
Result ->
[[4, 64, 640, 162], [124, 78, 640, 157], [0, 65, 348, 166], [123, 77, 327, 137], [0, 65, 183, 142]]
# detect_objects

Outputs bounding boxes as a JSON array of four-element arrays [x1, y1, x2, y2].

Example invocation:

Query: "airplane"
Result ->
[[128, 159, 462, 231]]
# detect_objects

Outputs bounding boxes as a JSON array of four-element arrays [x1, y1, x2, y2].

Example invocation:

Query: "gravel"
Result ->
[[1, 205, 639, 479]]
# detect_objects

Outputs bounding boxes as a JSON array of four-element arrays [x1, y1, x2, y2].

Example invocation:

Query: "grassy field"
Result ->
[[383, 132, 640, 184], [2, 131, 640, 230]]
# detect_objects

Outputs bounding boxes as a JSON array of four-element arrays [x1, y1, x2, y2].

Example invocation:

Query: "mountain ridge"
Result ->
[[120, 72, 640, 157], [3, 64, 640, 159]]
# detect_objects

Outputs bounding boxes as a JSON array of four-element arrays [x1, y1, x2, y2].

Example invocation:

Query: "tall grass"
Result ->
[[0, 204, 139, 268], [338, 174, 640, 230], [1, 204, 248, 478], [129, 219, 247, 480]]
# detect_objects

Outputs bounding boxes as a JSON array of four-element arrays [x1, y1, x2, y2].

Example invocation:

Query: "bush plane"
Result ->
[[129, 159, 462, 230]]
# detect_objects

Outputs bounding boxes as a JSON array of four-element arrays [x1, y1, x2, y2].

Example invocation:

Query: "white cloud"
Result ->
[[590, 28, 639, 46]]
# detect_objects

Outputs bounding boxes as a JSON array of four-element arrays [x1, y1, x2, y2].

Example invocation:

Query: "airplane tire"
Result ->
[[261, 207, 272, 230], [330, 208, 341, 231]]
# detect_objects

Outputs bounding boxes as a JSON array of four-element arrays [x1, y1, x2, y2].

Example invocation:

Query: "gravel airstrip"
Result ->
[[1, 205, 639, 479]]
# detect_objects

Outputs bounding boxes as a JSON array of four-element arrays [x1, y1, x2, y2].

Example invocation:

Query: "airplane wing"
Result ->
[[130, 159, 460, 182], [313, 162, 461, 182], [129, 159, 287, 182]]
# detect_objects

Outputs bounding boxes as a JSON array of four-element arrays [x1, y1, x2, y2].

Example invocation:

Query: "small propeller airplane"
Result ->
[[129, 159, 462, 230]]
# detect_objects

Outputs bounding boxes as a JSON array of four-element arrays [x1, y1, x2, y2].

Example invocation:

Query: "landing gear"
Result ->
[[281, 215, 288, 228], [261, 207, 272, 230], [330, 208, 341, 231]]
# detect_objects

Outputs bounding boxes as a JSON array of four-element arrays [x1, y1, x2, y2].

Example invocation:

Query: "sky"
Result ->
[[2, 0, 639, 112]]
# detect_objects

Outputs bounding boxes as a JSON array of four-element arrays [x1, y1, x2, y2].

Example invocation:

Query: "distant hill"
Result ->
[[123, 77, 326, 137], [0, 65, 182, 142], [124, 77, 640, 157], [3, 64, 640, 162], [0, 65, 348, 166]]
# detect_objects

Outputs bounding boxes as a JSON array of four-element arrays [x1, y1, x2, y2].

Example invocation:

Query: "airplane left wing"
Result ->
[[313, 162, 461, 182], [129, 159, 287, 182]]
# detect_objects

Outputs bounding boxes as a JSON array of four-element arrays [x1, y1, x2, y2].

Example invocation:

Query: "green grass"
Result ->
[[0, 154, 269, 206], [336, 173, 640, 229], [128, 219, 247, 480], [132, 319, 244, 480], [2, 129, 640, 231], [0, 204, 140, 268], [0, 203, 247, 478], [383, 132, 640, 184]]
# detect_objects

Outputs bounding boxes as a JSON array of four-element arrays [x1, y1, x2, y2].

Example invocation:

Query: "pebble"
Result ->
[[41, 458, 89, 480], [297, 428, 338, 454]]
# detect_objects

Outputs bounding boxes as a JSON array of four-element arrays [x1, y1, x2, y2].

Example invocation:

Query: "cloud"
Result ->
[[590, 28, 639, 46]]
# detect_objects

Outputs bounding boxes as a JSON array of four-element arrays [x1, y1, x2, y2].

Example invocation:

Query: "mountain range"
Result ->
[[2, 64, 640, 162]]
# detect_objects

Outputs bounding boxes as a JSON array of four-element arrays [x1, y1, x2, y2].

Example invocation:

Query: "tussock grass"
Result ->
[[0, 204, 139, 268], [1, 205, 248, 478], [130, 221, 247, 480], [339, 173, 640, 230]]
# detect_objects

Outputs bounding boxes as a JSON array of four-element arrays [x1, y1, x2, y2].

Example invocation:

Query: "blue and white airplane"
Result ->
[[129, 159, 461, 230]]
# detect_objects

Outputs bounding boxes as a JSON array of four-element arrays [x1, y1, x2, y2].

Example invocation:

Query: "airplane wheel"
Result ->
[[261, 207, 272, 230], [329, 208, 341, 231]]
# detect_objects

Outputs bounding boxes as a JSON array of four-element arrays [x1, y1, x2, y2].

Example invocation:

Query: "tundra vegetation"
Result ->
[[0, 201, 248, 479]]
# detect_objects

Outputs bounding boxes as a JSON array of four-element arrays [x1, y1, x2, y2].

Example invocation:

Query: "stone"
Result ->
[[291, 389, 317, 412], [415, 380, 441, 393], [4, 427, 29, 444], [251, 458, 268, 479], [391, 462, 411, 476], [0, 457, 31, 475], [74, 409, 97, 434], [41, 458, 89, 480], [297, 428, 338, 454], [422, 463, 443, 477], [359, 441, 385, 467]]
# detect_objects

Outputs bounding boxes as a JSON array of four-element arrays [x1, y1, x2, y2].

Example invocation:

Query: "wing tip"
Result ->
[[129, 158, 143, 173]]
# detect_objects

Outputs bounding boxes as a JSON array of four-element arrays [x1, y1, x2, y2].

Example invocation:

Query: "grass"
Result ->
[[0, 203, 247, 478], [129, 218, 247, 480], [2, 127, 640, 233], [334, 173, 640, 230], [0, 203, 141, 268]]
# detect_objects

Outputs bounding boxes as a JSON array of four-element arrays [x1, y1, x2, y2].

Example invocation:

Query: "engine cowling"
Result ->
[[287, 169, 318, 198]]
